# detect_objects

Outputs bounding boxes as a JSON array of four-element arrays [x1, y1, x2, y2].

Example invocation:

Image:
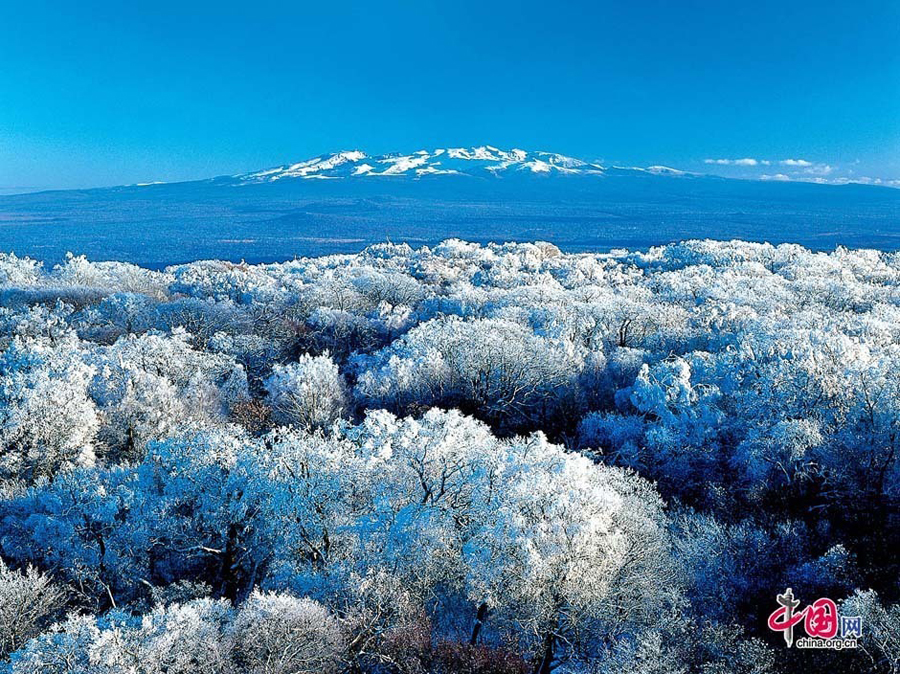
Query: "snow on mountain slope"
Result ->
[[243, 150, 368, 181], [235, 145, 617, 183]]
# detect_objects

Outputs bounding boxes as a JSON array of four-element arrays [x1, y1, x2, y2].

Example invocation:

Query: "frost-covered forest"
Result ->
[[0, 239, 898, 673]]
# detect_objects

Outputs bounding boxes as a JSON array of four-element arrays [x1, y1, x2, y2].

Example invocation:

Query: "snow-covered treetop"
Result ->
[[0, 237, 897, 673]]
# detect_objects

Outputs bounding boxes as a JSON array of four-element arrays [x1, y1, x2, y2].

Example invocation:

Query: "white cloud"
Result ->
[[701, 155, 899, 189], [802, 164, 834, 176], [845, 176, 900, 187], [704, 157, 759, 166], [704, 157, 834, 172]]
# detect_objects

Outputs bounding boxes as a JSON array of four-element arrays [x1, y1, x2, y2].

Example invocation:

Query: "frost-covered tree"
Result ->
[[265, 353, 349, 430], [7, 600, 235, 674], [2, 239, 900, 672], [6, 614, 102, 674], [840, 590, 900, 674], [252, 409, 501, 620], [0, 340, 99, 483], [87, 330, 249, 459], [100, 599, 236, 674], [231, 591, 344, 674], [0, 466, 152, 609], [354, 316, 580, 431], [464, 436, 675, 671], [0, 559, 67, 659]]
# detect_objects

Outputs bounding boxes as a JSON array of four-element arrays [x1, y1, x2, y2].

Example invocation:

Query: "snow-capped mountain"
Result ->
[[235, 146, 617, 183], [2, 144, 897, 268]]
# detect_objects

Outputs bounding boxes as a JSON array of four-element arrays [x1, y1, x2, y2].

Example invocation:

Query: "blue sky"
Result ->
[[1, 0, 898, 192]]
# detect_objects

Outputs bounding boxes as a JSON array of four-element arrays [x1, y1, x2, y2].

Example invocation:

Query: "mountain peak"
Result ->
[[234, 146, 609, 183]]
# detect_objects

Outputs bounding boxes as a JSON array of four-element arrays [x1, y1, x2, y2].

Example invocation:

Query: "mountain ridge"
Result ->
[[141, 144, 888, 192], [1, 145, 898, 267], [232, 146, 611, 183], [4, 146, 896, 196]]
